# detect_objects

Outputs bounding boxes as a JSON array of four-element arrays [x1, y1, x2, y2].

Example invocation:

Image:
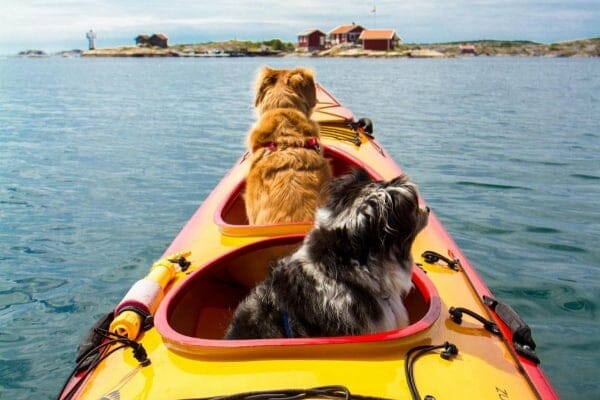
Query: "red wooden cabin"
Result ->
[[359, 29, 401, 51], [328, 24, 365, 45], [298, 29, 326, 51]]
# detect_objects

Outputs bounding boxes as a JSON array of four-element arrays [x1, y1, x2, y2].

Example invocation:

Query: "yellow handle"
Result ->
[[109, 310, 143, 339], [147, 250, 192, 288]]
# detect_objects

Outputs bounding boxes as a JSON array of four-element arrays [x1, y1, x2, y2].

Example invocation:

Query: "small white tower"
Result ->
[[86, 29, 97, 50]]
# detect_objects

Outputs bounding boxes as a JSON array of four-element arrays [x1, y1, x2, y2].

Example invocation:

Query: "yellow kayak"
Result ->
[[58, 85, 559, 400]]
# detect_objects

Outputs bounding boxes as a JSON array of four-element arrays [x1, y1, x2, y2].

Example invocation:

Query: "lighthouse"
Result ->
[[86, 29, 97, 50]]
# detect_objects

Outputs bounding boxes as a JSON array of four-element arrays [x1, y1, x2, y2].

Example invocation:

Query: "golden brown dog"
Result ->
[[245, 67, 332, 225]]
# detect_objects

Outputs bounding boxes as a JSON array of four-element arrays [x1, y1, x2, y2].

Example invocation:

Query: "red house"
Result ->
[[359, 29, 401, 51], [297, 29, 326, 51], [135, 34, 150, 46], [328, 24, 365, 45], [149, 33, 169, 48], [459, 44, 477, 55]]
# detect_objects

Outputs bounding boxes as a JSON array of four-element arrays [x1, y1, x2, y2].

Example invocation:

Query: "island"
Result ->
[[80, 38, 600, 58], [17, 38, 600, 58]]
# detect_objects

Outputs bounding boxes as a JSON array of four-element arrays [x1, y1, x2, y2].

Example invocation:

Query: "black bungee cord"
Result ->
[[57, 329, 150, 400], [404, 342, 459, 400]]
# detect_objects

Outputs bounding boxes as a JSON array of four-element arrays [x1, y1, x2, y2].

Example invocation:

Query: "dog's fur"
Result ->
[[245, 66, 332, 225], [225, 169, 430, 339]]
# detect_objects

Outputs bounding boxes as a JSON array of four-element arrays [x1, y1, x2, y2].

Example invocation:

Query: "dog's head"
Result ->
[[254, 66, 317, 117], [316, 169, 429, 262]]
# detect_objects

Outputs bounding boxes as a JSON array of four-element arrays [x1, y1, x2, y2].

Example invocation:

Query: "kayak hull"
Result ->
[[59, 85, 558, 400]]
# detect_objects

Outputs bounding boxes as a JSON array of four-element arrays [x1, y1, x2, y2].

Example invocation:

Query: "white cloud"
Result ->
[[0, 0, 598, 53]]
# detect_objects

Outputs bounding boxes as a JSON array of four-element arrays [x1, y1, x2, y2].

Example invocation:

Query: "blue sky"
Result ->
[[1, 0, 598, 54]]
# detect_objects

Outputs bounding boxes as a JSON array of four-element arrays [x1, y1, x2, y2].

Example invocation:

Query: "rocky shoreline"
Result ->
[[405, 39, 600, 58], [18, 38, 600, 58]]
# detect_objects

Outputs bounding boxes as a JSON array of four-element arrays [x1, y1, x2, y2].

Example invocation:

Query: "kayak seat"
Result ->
[[216, 146, 383, 237], [155, 235, 441, 357]]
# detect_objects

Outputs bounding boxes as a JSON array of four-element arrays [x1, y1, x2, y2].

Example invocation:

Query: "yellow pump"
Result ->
[[109, 251, 190, 339]]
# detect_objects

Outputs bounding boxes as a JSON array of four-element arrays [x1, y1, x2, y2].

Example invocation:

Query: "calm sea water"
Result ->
[[0, 56, 598, 399]]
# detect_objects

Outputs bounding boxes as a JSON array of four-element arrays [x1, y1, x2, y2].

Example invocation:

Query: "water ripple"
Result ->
[[0, 359, 32, 389], [455, 180, 532, 191], [1, 56, 598, 400], [571, 173, 600, 181], [524, 225, 562, 234], [527, 241, 587, 253]]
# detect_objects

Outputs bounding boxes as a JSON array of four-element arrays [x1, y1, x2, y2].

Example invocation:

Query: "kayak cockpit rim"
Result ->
[[215, 145, 383, 237], [154, 235, 441, 358]]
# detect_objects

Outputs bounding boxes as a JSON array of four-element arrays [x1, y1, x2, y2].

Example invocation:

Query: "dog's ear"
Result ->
[[287, 68, 317, 109], [388, 174, 419, 202], [325, 168, 372, 210], [254, 67, 280, 107], [335, 168, 372, 192], [352, 168, 372, 184], [389, 174, 410, 186], [287, 68, 314, 85]]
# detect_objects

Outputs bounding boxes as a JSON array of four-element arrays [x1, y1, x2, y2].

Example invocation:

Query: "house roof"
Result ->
[[329, 24, 365, 35], [151, 33, 169, 40], [298, 29, 326, 37], [359, 29, 399, 41]]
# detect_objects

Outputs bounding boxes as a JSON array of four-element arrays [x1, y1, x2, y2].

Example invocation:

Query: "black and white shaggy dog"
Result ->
[[224, 169, 430, 339]]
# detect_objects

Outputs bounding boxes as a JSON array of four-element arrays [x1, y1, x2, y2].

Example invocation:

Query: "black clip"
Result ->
[[349, 117, 375, 146], [169, 254, 191, 272], [483, 295, 540, 364], [449, 306, 500, 335], [422, 250, 461, 271]]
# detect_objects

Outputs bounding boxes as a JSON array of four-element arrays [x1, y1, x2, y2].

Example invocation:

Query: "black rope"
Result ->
[[58, 341, 126, 400], [93, 328, 151, 366], [57, 329, 150, 400], [182, 385, 393, 400], [404, 342, 459, 400]]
